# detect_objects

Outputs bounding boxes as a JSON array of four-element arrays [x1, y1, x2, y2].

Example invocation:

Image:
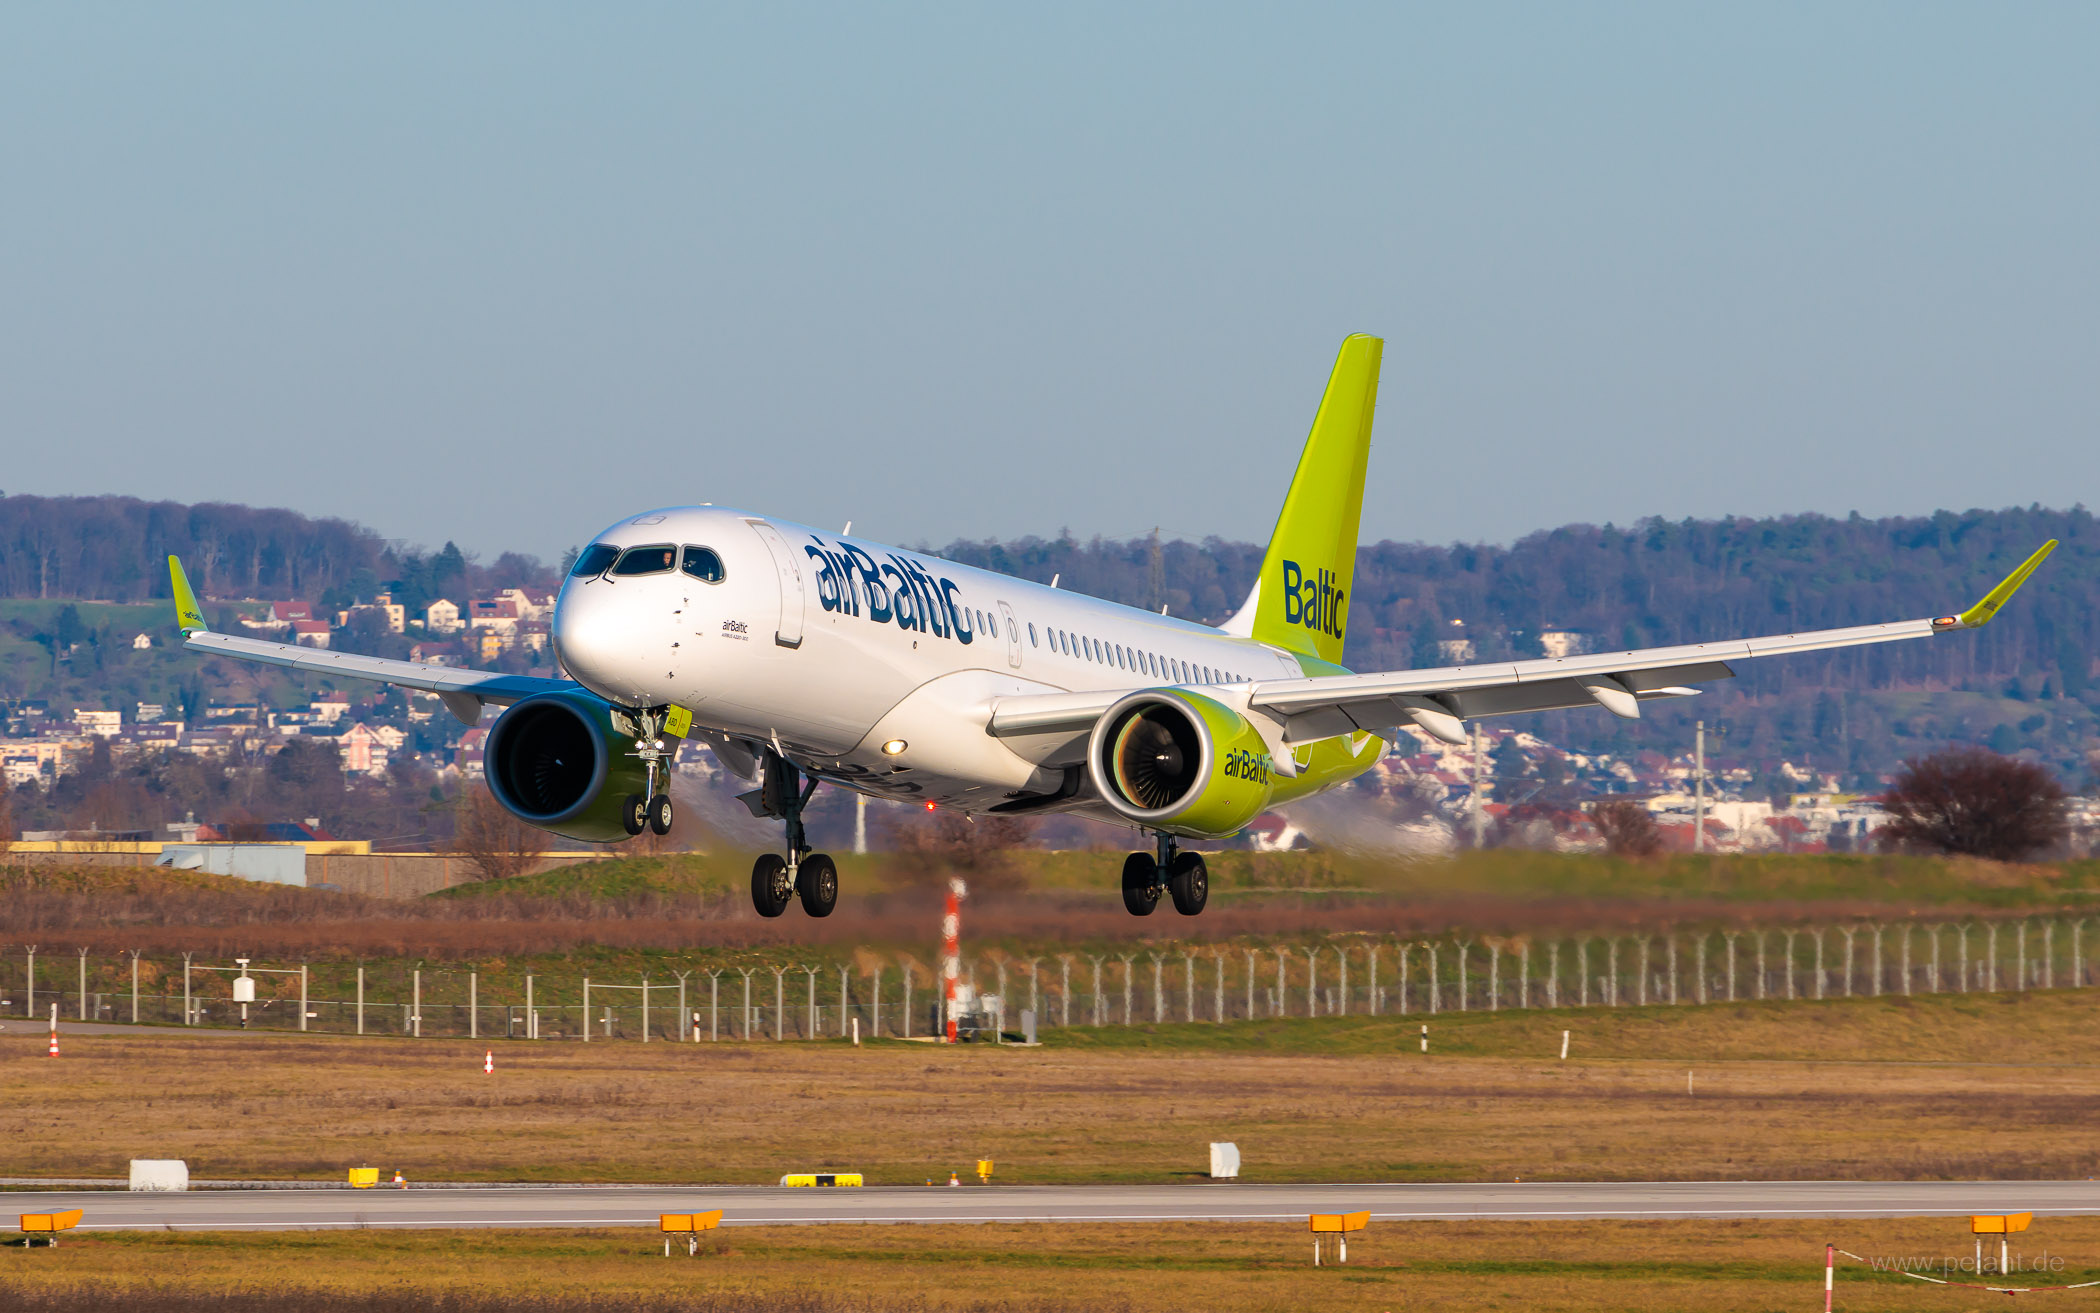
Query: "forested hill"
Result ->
[[935, 506, 2099, 787], [0, 494, 553, 614]]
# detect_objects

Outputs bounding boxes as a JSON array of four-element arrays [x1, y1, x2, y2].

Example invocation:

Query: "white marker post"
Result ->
[[852, 1017, 860, 1046], [1560, 1029, 1569, 1060], [1420, 1023, 1428, 1053]]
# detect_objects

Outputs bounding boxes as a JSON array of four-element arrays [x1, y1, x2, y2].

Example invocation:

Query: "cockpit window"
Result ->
[[681, 546, 726, 584], [570, 544, 621, 577], [610, 544, 678, 576]]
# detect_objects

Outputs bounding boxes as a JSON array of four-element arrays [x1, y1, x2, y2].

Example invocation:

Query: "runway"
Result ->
[[16, 1180, 2100, 1231]]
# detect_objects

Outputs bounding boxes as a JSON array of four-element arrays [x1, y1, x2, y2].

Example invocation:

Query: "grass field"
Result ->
[[5, 1217, 2098, 1311], [4, 990, 2100, 1185]]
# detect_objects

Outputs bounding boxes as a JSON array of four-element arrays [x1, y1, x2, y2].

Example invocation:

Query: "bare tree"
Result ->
[[1591, 799, 1663, 857], [451, 786, 539, 882], [1878, 746, 2069, 862]]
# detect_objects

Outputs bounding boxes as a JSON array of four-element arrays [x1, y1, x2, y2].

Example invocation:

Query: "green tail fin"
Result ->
[[1222, 334, 1382, 666]]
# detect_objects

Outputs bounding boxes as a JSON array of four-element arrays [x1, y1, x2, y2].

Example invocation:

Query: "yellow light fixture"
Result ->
[[881, 739, 908, 756]]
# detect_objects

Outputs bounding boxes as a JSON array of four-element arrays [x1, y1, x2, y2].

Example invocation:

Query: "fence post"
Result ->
[[1899, 925, 1911, 997], [1958, 925, 1970, 994], [1339, 947, 1350, 1015], [1305, 949, 1319, 1017], [1577, 939, 1589, 1006], [1455, 941, 1469, 1012], [1606, 938, 1619, 1006], [181, 950, 191, 1025], [1547, 941, 1559, 1008], [1090, 956, 1104, 1027], [1840, 927, 1856, 997], [1120, 955, 1136, 1025], [413, 968, 422, 1038], [1058, 957, 1072, 1029], [25, 946, 35, 1020], [1637, 938, 1649, 1006], [1211, 951, 1223, 1022], [1812, 931, 1825, 1000], [1519, 942, 1530, 1010], [1667, 935, 1678, 1005], [1987, 924, 1999, 992], [1273, 950, 1286, 1018], [1695, 935, 1706, 1005], [2075, 921, 2085, 988], [674, 971, 690, 1042], [130, 950, 141, 1024], [1487, 943, 1499, 1012], [1397, 943, 1410, 1016], [1243, 949, 1255, 1021], [740, 969, 755, 1040], [77, 948, 88, 1022], [1869, 925, 1882, 997], [1028, 958, 1042, 1026], [1369, 945, 1382, 1016], [469, 971, 477, 1040], [773, 967, 787, 1040], [868, 967, 880, 1038], [839, 965, 850, 1037], [1928, 926, 1941, 993], [1756, 932, 1767, 1001], [2045, 921, 2056, 990], [2017, 923, 2028, 991], [524, 974, 534, 1038], [1724, 933, 1737, 1003], [1183, 950, 1196, 1022], [301, 964, 309, 1033], [1428, 943, 1441, 1014], [1150, 952, 1165, 1024]]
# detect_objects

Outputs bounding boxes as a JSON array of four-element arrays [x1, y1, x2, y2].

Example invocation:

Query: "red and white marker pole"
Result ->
[[47, 1003, 59, 1058], [1824, 1243, 1834, 1312], [941, 877, 966, 1044], [483, 1049, 493, 1075]]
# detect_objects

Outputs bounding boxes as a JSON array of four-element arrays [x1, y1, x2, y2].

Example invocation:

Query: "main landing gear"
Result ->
[[743, 749, 837, 919], [1121, 832, 1207, 917], [622, 709, 676, 837]]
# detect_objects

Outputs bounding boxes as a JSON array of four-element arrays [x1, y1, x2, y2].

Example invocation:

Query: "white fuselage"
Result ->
[[550, 506, 1310, 817]]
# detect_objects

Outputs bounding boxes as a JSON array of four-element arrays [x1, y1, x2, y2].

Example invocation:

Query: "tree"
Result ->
[[1877, 746, 2069, 862], [451, 785, 538, 882], [1591, 799, 1662, 857]]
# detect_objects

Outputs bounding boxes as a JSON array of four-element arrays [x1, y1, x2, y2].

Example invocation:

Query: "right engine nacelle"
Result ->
[[483, 689, 650, 843], [1087, 689, 1276, 839]]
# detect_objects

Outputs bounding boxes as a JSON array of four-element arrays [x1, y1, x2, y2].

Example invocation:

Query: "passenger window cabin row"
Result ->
[[572, 542, 1245, 685]]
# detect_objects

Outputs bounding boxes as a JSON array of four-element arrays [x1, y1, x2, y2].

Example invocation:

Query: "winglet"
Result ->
[[169, 556, 209, 634], [1950, 539, 2057, 630]]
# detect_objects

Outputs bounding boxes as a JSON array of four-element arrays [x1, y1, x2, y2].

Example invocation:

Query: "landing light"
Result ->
[[923, 801, 937, 812], [881, 739, 908, 756]]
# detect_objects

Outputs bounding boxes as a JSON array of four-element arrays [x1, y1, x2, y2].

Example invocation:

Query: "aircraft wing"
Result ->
[[989, 539, 2058, 747], [168, 557, 574, 725]]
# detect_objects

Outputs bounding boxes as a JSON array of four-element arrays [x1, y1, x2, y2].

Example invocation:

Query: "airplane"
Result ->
[[165, 335, 2057, 920]]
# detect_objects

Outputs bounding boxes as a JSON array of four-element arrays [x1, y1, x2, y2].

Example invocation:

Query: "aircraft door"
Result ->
[[997, 600, 1022, 669], [745, 520, 806, 649]]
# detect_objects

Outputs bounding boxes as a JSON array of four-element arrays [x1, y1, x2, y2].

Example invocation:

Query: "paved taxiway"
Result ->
[[17, 1181, 2100, 1231]]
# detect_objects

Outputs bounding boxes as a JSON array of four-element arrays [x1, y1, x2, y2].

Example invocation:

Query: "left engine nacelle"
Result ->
[[483, 689, 650, 843], [1087, 689, 1276, 839]]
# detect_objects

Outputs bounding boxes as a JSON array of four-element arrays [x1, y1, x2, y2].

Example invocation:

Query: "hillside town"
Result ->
[[7, 584, 2082, 854]]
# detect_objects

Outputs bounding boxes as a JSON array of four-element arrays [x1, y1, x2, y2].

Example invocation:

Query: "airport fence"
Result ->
[[5, 917, 2094, 1041]]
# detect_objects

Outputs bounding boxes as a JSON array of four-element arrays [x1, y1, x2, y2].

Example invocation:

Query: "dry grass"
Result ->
[[5, 991, 2100, 1184], [5, 1218, 2100, 1311], [8, 850, 2100, 962]]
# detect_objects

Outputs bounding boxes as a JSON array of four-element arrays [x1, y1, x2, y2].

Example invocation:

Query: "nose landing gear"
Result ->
[[622, 708, 677, 837], [741, 748, 837, 918], [1121, 832, 1207, 916]]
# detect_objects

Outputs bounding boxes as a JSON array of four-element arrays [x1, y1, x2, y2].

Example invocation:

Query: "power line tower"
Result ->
[[1148, 527, 1164, 613]]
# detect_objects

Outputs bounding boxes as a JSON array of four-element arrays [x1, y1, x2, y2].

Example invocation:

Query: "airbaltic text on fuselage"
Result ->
[[1222, 747, 1272, 785], [1280, 560, 1345, 639], [803, 536, 974, 643]]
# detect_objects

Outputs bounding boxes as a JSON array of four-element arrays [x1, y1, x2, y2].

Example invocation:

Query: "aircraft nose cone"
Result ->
[[552, 586, 629, 699]]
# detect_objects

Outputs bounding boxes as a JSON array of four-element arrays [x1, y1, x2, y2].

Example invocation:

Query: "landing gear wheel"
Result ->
[[1167, 851, 1209, 915], [751, 853, 792, 918], [622, 794, 647, 837], [1120, 851, 1161, 916], [646, 794, 673, 836], [798, 852, 838, 918]]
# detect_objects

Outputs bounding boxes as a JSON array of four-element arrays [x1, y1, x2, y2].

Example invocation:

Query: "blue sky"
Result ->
[[3, 4, 2095, 563]]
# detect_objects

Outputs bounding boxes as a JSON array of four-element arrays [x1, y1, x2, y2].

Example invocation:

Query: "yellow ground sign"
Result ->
[[659, 1210, 723, 1233], [21, 1210, 82, 1233], [1972, 1212, 2033, 1234], [1309, 1211, 1369, 1234], [779, 1173, 863, 1187]]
